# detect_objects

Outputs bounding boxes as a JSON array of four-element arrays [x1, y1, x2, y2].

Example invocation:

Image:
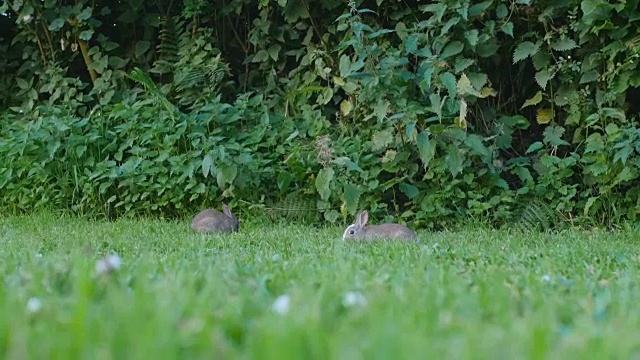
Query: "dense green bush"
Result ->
[[0, 0, 639, 229]]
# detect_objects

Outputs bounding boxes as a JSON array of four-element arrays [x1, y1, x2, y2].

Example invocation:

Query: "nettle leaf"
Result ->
[[464, 133, 490, 158], [315, 167, 334, 201], [440, 41, 464, 60], [526, 141, 544, 154], [543, 125, 569, 146], [399, 183, 419, 199], [469, 1, 492, 16], [584, 133, 604, 153], [532, 50, 551, 70], [439, 72, 457, 97], [513, 41, 540, 63], [445, 146, 463, 177], [371, 128, 394, 151], [551, 37, 579, 52], [535, 69, 553, 90], [201, 153, 214, 178], [601, 107, 626, 122], [580, 70, 599, 84], [417, 131, 436, 169], [465, 29, 479, 46], [405, 34, 420, 54], [457, 73, 481, 97], [536, 108, 554, 124], [521, 91, 543, 109], [468, 72, 488, 90], [613, 144, 633, 164], [268, 44, 281, 61], [252, 50, 269, 63], [501, 22, 514, 37], [454, 58, 475, 72], [343, 183, 362, 213]]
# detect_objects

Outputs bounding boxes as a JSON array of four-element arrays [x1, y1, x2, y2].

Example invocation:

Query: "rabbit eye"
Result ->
[[349, 229, 355, 235]]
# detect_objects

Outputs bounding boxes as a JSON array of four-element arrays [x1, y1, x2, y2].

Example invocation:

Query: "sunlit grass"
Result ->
[[1, 212, 640, 359]]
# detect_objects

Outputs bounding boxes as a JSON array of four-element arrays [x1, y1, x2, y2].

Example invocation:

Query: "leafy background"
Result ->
[[1, 0, 639, 230]]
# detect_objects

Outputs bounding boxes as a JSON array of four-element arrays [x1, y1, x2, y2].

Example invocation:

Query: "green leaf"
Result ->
[[613, 166, 635, 184], [49, 18, 65, 31], [513, 41, 540, 63], [371, 128, 394, 151], [456, 73, 481, 97], [339, 55, 351, 78], [216, 164, 237, 188], [77, 7, 93, 21], [343, 183, 362, 213], [268, 44, 281, 61], [464, 134, 490, 158], [464, 29, 479, 46], [496, 4, 508, 17], [315, 168, 334, 201], [405, 34, 420, 54], [584, 196, 599, 216], [417, 131, 436, 169], [134, 40, 150, 58], [445, 146, 463, 177], [469, 1, 493, 16], [439, 72, 457, 97], [543, 125, 569, 147], [526, 141, 544, 154], [201, 154, 214, 178], [584, 133, 604, 153], [252, 50, 269, 63], [613, 145, 633, 164], [521, 91, 543, 109], [440, 41, 464, 59], [580, 70, 599, 84], [601, 107, 626, 122], [535, 69, 553, 90], [501, 22, 514, 37], [399, 183, 419, 199], [551, 37, 578, 51], [277, 171, 293, 190]]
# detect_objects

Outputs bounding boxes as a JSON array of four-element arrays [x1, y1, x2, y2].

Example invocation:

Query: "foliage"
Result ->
[[1, 0, 640, 229]]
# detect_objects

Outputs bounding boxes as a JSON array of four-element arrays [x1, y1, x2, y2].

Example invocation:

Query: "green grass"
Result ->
[[1, 213, 640, 359]]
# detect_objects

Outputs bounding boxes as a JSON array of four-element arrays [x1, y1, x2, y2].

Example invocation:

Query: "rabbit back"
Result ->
[[191, 206, 239, 233], [362, 223, 418, 242]]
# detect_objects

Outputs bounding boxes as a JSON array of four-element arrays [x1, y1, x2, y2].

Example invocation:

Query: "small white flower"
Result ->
[[26, 297, 42, 313], [541, 274, 552, 282], [271, 295, 290, 314], [35, 253, 43, 258], [95, 254, 122, 275], [343, 291, 367, 308]]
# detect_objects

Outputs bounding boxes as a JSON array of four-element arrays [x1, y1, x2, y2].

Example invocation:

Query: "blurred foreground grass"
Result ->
[[1, 213, 639, 359]]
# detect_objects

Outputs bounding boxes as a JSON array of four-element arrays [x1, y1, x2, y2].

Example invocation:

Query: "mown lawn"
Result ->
[[1, 213, 639, 359]]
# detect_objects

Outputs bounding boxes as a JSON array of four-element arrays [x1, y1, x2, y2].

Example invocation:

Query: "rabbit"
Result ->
[[191, 203, 239, 234], [342, 210, 418, 242]]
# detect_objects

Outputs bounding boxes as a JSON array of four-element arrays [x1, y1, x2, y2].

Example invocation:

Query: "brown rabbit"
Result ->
[[342, 210, 418, 242], [191, 203, 239, 233]]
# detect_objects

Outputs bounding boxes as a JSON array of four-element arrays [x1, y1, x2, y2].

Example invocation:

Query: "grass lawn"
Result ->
[[1, 212, 640, 359]]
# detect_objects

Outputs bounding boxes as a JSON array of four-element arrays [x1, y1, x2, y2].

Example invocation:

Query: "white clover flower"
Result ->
[[343, 291, 367, 308], [541, 274, 552, 283], [26, 297, 42, 314], [271, 295, 290, 314], [95, 254, 122, 275]]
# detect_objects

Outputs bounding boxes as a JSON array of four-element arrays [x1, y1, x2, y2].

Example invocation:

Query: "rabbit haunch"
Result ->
[[191, 203, 239, 233], [342, 210, 418, 242]]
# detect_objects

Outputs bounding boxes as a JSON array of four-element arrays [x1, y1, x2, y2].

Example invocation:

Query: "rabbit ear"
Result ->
[[222, 203, 232, 217], [356, 210, 369, 226]]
